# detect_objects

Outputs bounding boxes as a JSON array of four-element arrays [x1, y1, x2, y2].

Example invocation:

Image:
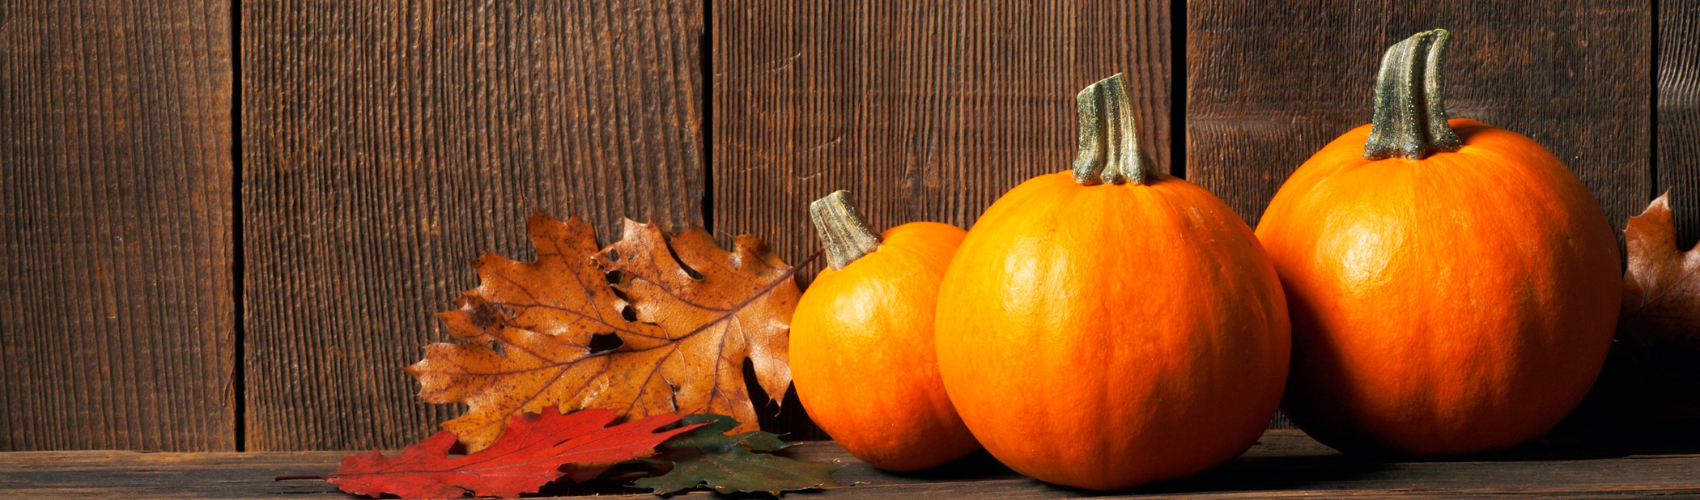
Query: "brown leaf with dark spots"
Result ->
[[407, 213, 804, 452], [1621, 191, 1700, 351]]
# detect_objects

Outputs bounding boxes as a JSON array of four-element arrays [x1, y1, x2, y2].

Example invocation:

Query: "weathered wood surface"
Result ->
[[1662, 0, 1700, 248], [241, 0, 705, 451], [0, 1, 235, 451], [1188, 1, 1652, 235], [8, 430, 1700, 499], [713, 0, 1173, 440], [0, 0, 1685, 456]]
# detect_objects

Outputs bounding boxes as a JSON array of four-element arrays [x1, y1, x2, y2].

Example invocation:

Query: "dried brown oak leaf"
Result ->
[[1621, 191, 1700, 351], [407, 213, 804, 452]]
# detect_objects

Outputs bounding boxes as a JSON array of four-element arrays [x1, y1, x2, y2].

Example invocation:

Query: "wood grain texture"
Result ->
[[714, 0, 1171, 440], [9, 431, 1700, 498], [1661, 0, 1700, 248], [1188, 1, 1651, 234], [0, 1, 234, 451], [242, 0, 704, 450]]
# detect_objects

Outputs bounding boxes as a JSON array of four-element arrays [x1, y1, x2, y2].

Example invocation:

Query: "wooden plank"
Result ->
[[1661, 0, 1700, 247], [0, 1, 234, 451], [7, 431, 1700, 499], [714, 0, 1172, 440], [1188, 1, 1652, 235], [241, 0, 705, 450]]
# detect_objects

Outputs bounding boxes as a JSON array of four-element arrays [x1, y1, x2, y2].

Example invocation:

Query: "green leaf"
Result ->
[[632, 414, 842, 496]]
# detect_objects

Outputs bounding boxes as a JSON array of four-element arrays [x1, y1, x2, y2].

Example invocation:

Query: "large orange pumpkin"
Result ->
[[1256, 30, 1621, 457], [934, 74, 1290, 490], [791, 190, 979, 471]]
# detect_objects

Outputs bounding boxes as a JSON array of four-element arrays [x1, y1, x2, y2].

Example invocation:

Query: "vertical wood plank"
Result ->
[[1561, 0, 1700, 449], [0, 1, 235, 451], [714, 0, 1171, 439], [1661, 0, 1700, 247], [1188, 1, 1651, 235], [243, 0, 704, 450]]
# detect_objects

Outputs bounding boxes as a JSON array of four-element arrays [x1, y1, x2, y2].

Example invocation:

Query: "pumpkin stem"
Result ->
[[1363, 29, 1463, 160], [809, 190, 881, 271], [1072, 73, 1155, 186]]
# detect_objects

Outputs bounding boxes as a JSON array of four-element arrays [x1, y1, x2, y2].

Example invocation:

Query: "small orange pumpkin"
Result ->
[[1256, 30, 1621, 457], [790, 190, 979, 471], [934, 75, 1290, 490]]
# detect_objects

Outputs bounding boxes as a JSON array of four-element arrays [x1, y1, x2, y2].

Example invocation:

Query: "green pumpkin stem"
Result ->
[[1072, 73, 1155, 186], [809, 190, 880, 270], [1363, 29, 1463, 160]]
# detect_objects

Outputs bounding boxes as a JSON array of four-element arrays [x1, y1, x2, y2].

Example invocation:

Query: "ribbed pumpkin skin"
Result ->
[[791, 222, 979, 471], [1256, 119, 1621, 457], [934, 173, 1290, 490]]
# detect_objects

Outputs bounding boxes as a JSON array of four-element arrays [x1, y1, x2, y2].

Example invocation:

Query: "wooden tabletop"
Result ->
[[5, 430, 1700, 499]]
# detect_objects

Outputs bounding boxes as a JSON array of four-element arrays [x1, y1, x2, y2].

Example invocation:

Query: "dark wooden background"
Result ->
[[0, 0, 1689, 451]]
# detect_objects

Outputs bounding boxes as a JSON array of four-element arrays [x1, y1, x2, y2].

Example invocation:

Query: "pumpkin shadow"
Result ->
[[807, 430, 1700, 497], [862, 447, 1392, 497], [1081, 453, 1390, 497], [1423, 437, 1700, 463], [874, 449, 1024, 482]]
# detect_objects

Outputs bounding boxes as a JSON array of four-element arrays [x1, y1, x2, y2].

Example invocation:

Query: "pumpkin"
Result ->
[[933, 74, 1290, 490], [1255, 30, 1621, 457], [790, 190, 979, 471]]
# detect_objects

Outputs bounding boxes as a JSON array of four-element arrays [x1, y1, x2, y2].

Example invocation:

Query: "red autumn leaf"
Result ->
[[298, 408, 699, 499]]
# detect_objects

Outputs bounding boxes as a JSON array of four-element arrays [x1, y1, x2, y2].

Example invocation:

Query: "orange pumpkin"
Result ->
[[1256, 30, 1621, 457], [790, 190, 979, 471], [934, 74, 1290, 490]]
